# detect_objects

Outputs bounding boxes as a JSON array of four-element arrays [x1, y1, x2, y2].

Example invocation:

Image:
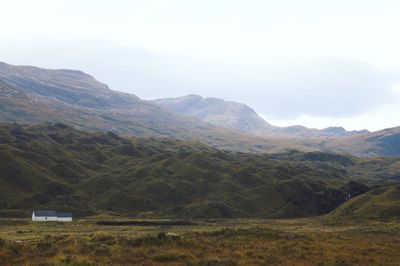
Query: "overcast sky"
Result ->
[[1, 0, 400, 131]]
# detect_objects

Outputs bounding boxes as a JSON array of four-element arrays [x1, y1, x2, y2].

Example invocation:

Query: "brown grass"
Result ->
[[0, 218, 399, 265]]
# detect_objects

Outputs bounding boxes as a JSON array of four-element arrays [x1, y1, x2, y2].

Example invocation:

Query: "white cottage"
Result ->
[[32, 210, 72, 222]]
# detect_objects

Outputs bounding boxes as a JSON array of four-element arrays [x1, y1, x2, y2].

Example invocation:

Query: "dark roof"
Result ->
[[57, 212, 72, 218], [33, 210, 58, 217], [33, 210, 72, 217]]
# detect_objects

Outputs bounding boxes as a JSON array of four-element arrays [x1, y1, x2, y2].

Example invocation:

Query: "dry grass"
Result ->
[[0, 218, 399, 265]]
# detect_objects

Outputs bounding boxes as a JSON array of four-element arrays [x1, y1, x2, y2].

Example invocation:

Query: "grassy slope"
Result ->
[[0, 123, 399, 219], [326, 185, 400, 223]]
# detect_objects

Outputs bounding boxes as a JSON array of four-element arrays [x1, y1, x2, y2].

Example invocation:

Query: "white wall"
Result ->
[[32, 213, 72, 222], [57, 217, 72, 222], [32, 215, 58, 221]]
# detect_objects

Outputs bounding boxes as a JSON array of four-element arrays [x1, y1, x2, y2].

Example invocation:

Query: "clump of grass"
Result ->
[[121, 232, 183, 248], [200, 227, 280, 239], [91, 234, 116, 245], [59, 255, 94, 266], [0, 238, 6, 248], [6, 243, 20, 256], [152, 250, 194, 262], [201, 259, 237, 266], [94, 244, 111, 257], [36, 239, 58, 257]]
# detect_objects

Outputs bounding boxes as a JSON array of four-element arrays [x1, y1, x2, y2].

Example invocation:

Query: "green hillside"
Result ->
[[325, 185, 400, 223], [0, 123, 398, 218]]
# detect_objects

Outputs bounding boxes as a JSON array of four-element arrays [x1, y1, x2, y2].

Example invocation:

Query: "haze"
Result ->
[[1, 0, 400, 131]]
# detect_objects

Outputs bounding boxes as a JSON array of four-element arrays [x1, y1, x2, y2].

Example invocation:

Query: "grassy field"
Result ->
[[0, 217, 399, 265]]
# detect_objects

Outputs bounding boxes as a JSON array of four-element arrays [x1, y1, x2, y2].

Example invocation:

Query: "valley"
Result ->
[[2, 1, 400, 265], [0, 62, 399, 265]]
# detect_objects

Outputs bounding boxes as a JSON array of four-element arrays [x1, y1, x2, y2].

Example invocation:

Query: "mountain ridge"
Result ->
[[153, 94, 369, 138], [154, 94, 273, 133], [1, 61, 400, 157]]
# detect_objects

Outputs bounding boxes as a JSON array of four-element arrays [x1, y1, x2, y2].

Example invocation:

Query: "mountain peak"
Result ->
[[184, 94, 203, 100], [0, 62, 110, 93], [154, 95, 272, 132]]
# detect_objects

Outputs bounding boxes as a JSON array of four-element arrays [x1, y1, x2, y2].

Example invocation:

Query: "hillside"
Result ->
[[325, 127, 400, 157], [325, 185, 400, 223], [0, 123, 399, 218]]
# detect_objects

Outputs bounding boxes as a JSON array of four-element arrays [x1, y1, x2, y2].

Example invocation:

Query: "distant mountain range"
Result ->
[[154, 94, 273, 134], [154, 95, 369, 138], [0, 62, 295, 153], [1, 61, 400, 157]]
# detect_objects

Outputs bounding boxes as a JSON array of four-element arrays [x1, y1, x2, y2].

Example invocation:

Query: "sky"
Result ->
[[1, 0, 400, 131]]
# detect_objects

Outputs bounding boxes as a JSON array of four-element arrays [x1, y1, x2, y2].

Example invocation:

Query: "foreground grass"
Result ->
[[0, 218, 399, 265]]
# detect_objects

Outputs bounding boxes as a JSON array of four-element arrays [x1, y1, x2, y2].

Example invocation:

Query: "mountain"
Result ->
[[0, 62, 310, 153], [1, 62, 400, 157], [325, 127, 400, 157], [0, 61, 199, 136], [325, 185, 400, 223], [0, 123, 398, 218], [270, 125, 369, 138], [154, 95, 273, 133], [153, 95, 369, 138]]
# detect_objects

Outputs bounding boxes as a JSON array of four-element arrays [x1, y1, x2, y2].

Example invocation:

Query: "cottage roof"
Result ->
[[57, 212, 72, 218], [33, 210, 58, 217], [33, 210, 72, 217]]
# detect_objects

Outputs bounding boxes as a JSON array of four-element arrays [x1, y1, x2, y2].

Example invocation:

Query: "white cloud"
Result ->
[[393, 84, 400, 95], [1, 1, 400, 66]]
